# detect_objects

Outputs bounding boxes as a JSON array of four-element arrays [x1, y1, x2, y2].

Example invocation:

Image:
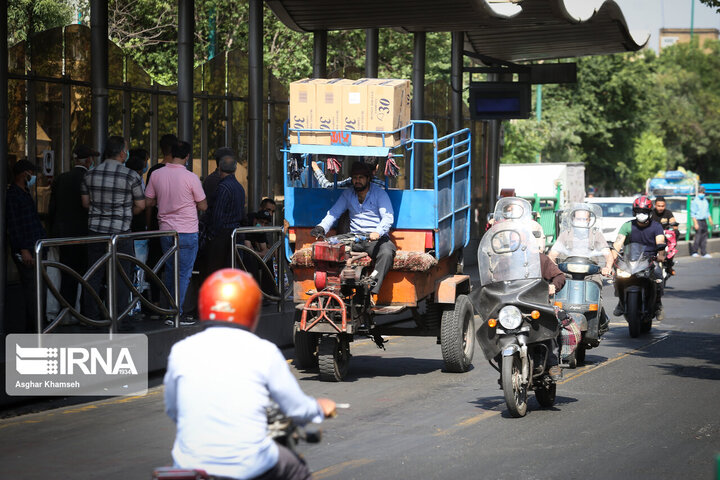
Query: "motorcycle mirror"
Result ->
[[304, 427, 323, 444]]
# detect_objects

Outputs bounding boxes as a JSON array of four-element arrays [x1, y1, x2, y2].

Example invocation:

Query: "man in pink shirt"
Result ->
[[146, 141, 207, 323]]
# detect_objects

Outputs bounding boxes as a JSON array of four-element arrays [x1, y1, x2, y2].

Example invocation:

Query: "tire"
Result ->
[[293, 327, 319, 369], [318, 335, 350, 382], [626, 291, 641, 338], [567, 352, 577, 369], [502, 353, 528, 418], [535, 382, 557, 408], [440, 295, 475, 373], [641, 316, 653, 333], [575, 343, 586, 365]]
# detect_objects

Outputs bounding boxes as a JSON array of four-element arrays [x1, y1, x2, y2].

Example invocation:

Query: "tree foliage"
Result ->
[[502, 40, 720, 194]]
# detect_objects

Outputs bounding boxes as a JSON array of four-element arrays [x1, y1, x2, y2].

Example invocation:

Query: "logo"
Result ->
[[16, 345, 137, 375], [6, 334, 148, 397]]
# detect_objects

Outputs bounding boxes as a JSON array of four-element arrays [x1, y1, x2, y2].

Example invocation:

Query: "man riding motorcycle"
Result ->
[[548, 205, 613, 277], [164, 269, 336, 480], [611, 196, 666, 320], [310, 160, 395, 306]]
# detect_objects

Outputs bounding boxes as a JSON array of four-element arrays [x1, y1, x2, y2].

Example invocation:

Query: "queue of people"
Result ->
[[5, 135, 281, 333]]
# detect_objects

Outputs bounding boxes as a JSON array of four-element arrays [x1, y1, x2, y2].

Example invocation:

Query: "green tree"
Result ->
[[630, 131, 667, 191], [8, 0, 74, 46]]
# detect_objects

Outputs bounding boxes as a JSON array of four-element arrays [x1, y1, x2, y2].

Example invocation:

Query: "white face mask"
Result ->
[[572, 218, 590, 229], [636, 213, 649, 223]]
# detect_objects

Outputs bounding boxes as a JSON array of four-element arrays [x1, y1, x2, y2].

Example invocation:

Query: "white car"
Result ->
[[584, 197, 636, 243]]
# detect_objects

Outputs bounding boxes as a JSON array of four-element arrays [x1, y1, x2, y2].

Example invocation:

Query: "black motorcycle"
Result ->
[[614, 243, 661, 338], [474, 222, 561, 418], [152, 403, 323, 479]]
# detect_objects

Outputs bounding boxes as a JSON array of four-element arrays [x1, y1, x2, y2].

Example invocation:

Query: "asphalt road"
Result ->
[[1, 256, 719, 480]]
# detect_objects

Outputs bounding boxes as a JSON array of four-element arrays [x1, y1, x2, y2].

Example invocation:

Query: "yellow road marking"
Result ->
[[313, 458, 375, 479], [0, 386, 163, 430], [559, 333, 669, 385]]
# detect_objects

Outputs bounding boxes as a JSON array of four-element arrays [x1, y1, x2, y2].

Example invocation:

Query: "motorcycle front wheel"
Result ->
[[626, 292, 642, 338], [502, 353, 528, 418]]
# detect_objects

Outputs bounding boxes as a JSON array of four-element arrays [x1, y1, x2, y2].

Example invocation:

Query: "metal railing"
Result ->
[[35, 231, 180, 333], [231, 226, 291, 312]]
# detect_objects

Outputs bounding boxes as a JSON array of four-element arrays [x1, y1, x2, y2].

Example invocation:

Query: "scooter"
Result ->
[[554, 256, 609, 367], [662, 222, 679, 287], [475, 221, 564, 418], [152, 403, 325, 479]]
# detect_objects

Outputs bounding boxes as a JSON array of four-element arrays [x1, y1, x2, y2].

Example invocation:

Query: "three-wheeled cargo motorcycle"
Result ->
[[284, 120, 475, 381]]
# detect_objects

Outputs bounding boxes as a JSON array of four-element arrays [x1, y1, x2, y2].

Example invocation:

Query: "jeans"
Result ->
[[160, 232, 199, 316]]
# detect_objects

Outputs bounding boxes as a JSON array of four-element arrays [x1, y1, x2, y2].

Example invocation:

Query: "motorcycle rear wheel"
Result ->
[[626, 292, 641, 338], [318, 335, 350, 382], [502, 353, 528, 418], [535, 382, 557, 408]]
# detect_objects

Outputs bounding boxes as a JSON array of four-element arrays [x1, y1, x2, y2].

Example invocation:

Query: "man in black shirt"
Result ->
[[651, 196, 678, 232], [48, 144, 99, 315], [651, 195, 678, 273]]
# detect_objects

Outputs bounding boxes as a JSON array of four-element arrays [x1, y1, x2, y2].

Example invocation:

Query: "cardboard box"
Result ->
[[289, 79, 316, 145], [341, 79, 372, 146], [314, 79, 352, 145], [367, 79, 412, 147]]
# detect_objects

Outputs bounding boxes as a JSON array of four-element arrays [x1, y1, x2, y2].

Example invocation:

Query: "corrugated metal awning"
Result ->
[[266, 0, 647, 61]]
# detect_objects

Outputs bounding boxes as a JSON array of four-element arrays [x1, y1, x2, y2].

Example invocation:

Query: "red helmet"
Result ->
[[198, 269, 262, 330], [633, 196, 653, 212]]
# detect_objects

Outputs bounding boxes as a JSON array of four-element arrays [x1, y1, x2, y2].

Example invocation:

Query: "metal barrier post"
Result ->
[[173, 232, 180, 327], [109, 236, 118, 332], [35, 240, 44, 334]]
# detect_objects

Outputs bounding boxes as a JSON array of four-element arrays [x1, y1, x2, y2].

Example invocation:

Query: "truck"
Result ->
[[498, 162, 585, 208]]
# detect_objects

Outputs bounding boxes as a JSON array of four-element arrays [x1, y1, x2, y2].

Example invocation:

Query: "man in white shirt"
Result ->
[[164, 269, 335, 479]]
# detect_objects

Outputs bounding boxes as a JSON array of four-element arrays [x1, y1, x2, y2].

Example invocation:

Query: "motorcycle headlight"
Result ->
[[567, 263, 590, 274], [498, 306, 523, 330], [616, 269, 631, 278]]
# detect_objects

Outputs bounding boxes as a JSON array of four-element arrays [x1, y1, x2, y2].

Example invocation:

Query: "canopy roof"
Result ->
[[266, 0, 647, 62]]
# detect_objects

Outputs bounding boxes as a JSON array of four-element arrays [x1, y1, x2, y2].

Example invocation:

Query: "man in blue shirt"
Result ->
[[690, 186, 714, 258], [311, 161, 395, 304]]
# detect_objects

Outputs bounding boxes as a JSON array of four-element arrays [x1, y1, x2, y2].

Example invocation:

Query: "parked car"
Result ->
[[584, 197, 636, 243]]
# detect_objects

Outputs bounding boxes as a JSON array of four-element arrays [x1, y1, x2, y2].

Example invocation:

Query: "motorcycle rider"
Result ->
[[310, 160, 395, 306], [548, 206, 614, 276], [611, 196, 666, 319], [651, 196, 678, 272], [164, 269, 336, 480]]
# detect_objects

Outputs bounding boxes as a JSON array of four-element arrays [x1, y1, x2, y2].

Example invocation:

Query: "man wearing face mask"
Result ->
[[549, 208, 613, 276], [611, 196, 666, 319], [6, 159, 46, 332], [690, 187, 714, 258], [311, 161, 395, 306]]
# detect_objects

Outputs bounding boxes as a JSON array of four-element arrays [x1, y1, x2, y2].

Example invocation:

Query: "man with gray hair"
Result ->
[[198, 151, 246, 282]]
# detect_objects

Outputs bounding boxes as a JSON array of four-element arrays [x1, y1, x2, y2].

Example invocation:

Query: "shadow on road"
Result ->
[[298, 355, 446, 382], [602, 330, 720, 380]]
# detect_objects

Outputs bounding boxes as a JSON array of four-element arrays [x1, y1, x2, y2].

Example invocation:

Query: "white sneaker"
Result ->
[[691, 253, 700, 258], [703, 253, 712, 258]]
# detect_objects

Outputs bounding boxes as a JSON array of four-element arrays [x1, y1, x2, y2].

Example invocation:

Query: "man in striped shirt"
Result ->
[[81, 136, 146, 321]]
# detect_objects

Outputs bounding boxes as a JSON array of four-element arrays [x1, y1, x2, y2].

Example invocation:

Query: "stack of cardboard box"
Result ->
[[289, 78, 411, 147]]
